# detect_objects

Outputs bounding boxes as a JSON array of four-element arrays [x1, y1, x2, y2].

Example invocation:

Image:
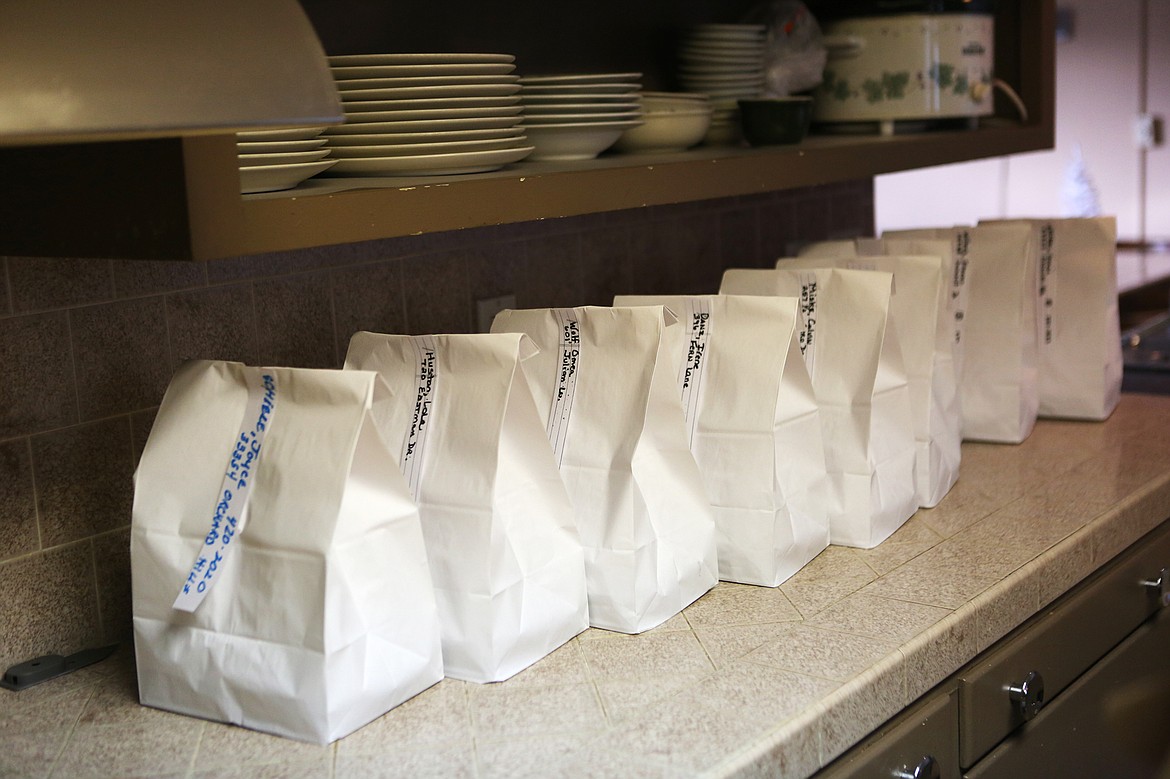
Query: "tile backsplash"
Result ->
[[0, 180, 872, 670]]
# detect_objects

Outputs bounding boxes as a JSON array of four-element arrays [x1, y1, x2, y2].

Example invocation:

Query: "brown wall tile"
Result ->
[[517, 233, 582, 310], [402, 251, 472, 335], [718, 207, 761, 269], [0, 311, 78, 439], [129, 408, 158, 468], [0, 438, 38, 561], [0, 181, 876, 667], [578, 226, 630, 305], [253, 272, 338, 368], [7, 256, 114, 313], [94, 529, 132, 645], [1, 258, 11, 317], [0, 542, 100, 671], [112, 258, 206, 299], [71, 297, 171, 420], [32, 417, 134, 548], [332, 260, 407, 355], [166, 284, 258, 369]]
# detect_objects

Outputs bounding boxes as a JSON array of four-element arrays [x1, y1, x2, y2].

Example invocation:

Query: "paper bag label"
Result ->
[[797, 273, 820, 375], [1038, 223, 1055, 346], [952, 231, 970, 344], [173, 370, 277, 612], [402, 335, 440, 500], [677, 299, 712, 445], [547, 309, 581, 466]]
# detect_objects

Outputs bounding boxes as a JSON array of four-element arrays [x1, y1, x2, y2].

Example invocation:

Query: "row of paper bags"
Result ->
[[130, 216, 1122, 743]]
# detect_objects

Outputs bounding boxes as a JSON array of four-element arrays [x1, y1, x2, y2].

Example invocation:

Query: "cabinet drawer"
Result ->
[[957, 519, 1170, 769], [817, 689, 960, 779], [965, 609, 1170, 779]]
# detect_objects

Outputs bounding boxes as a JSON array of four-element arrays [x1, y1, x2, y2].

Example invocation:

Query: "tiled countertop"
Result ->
[[6, 393, 1170, 779]]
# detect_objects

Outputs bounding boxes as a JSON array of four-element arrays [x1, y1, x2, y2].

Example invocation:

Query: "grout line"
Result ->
[[328, 269, 341, 368], [43, 683, 97, 779], [88, 538, 104, 642], [27, 435, 43, 552], [6, 407, 157, 448], [64, 308, 82, 427], [3, 257, 13, 316], [184, 721, 207, 779]]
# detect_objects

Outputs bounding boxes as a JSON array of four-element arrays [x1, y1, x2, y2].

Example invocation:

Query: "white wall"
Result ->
[[876, 0, 1168, 242]]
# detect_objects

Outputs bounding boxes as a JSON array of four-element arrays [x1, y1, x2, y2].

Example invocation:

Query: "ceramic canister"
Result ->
[[813, 13, 995, 124]]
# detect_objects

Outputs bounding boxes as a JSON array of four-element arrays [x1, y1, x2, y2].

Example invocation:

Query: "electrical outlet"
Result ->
[[476, 294, 516, 333], [1134, 114, 1165, 150]]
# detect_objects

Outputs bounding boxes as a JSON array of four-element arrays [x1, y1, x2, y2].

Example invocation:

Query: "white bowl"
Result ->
[[521, 121, 640, 161], [612, 108, 712, 154]]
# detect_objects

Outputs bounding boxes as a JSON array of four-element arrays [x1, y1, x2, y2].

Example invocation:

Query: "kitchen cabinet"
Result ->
[[816, 516, 1170, 779], [0, 1, 1054, 261]]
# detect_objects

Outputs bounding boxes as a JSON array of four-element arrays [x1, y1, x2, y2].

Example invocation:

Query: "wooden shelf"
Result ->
[[0, 1, 1054, 261]]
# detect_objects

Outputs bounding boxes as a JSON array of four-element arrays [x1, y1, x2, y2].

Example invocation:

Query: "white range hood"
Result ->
[[0, 0, 343, 146]]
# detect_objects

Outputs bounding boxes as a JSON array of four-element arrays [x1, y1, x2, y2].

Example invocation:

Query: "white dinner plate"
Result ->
[[678, 50, 766, 66], [521, 102, 641, 115], [335, 83, 522, 101], [236, 138, 329, 154], [236, 126, 328, 142], [324, 116, 523, 134], [324, 127, 525, 145], [239, 160, 336, 193], [343, 105, 524, 123], [237, 149, 331, 166], [519, 93, 644, 105], [325, 136, 528, 158], [336, 75, 519, 92], [521, 110, 643, 124], [325, 145, 535, 176], [331, 62, 515, 79], [341, 96, 520, 112], [519, 82, 641, 95], [678, 63, 766, 76], [518, 73, 642, 85], [680, 72, 766, 85], [327, 53, 515, 67]]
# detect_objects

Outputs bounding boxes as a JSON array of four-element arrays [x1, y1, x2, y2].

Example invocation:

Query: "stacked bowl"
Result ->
[[236, 127, 335, 194], [612, 92, 712, 154], [676, 23, 767, 144], [517, 73, 645, 161], [323, 53, 534, 176]]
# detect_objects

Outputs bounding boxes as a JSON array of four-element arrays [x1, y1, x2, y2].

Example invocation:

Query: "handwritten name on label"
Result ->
[[173, 370, 277, 612], [797, 273, 819, 377], [1038, 223, 1055, 346], [949, 231, 972, 344], [401, 336, 439, 501], [547, 309, 581, 467], [677, 300, 712, 446]]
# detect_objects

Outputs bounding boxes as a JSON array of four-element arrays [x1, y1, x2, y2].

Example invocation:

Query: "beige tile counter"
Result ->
[[5, 393, 1170, 779]]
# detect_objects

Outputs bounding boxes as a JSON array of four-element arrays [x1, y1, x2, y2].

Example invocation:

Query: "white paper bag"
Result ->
[[980, 217, 1122, 420], [720, 268, 918, 548], [491, 306, 719, 633], [344, 332, 589, 683], [132, 361, 443, 745], [613, 294, 829, 586], [791, 245, 960, 508], [887, 224, 1040, 443]]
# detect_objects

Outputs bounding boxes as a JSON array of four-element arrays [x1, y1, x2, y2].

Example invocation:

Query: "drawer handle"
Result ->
[[1007, 670, 1045, 720], [1141, 567, 1170, 607], [893, 755, 940, 779]]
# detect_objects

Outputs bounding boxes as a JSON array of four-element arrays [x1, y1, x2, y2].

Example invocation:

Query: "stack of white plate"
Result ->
[[323, 53, 534, 176], [517, 73, 645, 161], [677, 23, 767, 145], [236, 127, 335, 194]]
